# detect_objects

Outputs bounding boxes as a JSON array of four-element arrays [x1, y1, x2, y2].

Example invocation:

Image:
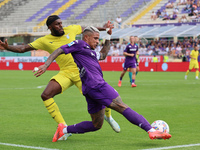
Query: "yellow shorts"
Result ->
[[189, 62, 199, 70], [50, 70, 82, 94]]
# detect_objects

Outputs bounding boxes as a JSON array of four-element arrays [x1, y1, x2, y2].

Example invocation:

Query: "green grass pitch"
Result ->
[[0, 70, 200, 150]]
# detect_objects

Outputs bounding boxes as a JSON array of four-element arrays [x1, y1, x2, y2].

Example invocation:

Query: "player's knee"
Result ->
[[92, 119, 104, 130], [41, 92, 51, 101], [93, 122, 103, 130]]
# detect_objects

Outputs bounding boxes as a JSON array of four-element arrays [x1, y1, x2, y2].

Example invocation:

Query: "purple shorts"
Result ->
[[123, 62, 136, 70], [84, 82, 119, 114]]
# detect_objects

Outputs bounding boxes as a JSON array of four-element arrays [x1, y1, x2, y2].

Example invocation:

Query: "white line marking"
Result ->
[[141, 143, 200, 150], [0, 85, 46, 90], [0, 142, 60, 150]]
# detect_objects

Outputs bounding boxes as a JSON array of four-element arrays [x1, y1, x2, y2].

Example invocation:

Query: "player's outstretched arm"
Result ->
[[99, 40, 110, 60], [81, 20, 114, 32], [0, 39, 34, 52], [99, 27, 112, 60], [33, 47, 64, 77]]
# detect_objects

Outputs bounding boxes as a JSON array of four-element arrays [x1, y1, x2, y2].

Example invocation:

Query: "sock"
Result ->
[[196, 70, 199, 77], [136, 72, 138, 75], [120, 77, 122, 81], [148, 128, 156, 132], [105, 107, 111, 118], [66, 121, 98, 134], [43, 98, 66, 125], [122, 107, 152, 132], [132, 79, 135, 84], [186, 70, 189, 75], [129, 72, 132, 83]]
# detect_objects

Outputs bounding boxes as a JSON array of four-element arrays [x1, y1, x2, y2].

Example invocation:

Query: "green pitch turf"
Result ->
[[0, 70, 200, 150]]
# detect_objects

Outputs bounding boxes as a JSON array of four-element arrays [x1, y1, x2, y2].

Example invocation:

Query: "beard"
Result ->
[[52, 28, 65, 36]]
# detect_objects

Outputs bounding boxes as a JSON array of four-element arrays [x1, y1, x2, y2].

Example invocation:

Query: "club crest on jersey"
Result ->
[[66, 34, 70, 39]]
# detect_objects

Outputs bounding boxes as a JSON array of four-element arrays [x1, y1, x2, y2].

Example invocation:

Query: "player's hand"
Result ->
[[104, 20, 114, 29], [131, 54, 134, 57], [0, 39, 9, 50], [33, 64, 47, 77], [106, 21, 113, 35]]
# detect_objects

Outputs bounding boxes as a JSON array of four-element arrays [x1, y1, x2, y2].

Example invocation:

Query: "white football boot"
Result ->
[[104, 115, 120, 133]]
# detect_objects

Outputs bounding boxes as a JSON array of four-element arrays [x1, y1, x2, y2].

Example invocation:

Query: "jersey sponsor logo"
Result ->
[[130, 48, 137, 51]]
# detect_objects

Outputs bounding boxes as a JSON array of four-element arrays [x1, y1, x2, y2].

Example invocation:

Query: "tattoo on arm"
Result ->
[[45, 48, 64, 68], [99, 40, 110, 60]]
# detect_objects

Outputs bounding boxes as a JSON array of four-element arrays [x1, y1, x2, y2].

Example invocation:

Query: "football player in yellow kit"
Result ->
[[185, 45, 199, 80], [0, 15, 120, 140]]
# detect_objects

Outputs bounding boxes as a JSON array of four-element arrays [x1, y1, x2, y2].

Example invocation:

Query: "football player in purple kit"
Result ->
[[34, 25, 171, 142], [118, 36, 138, 87]]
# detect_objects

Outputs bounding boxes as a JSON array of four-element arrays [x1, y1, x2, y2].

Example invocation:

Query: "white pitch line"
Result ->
[[0, 142, 60, 150], [141, 143, 200, 150], [0, 85, 46, 90]]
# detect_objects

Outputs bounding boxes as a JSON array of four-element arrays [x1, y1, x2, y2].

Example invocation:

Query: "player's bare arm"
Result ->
[[99, 26, 112, 60], [81, 20, 114, 32], [34, 48, 64, 77], [0, 39, 34, 52], [99, 40, 110, 60]]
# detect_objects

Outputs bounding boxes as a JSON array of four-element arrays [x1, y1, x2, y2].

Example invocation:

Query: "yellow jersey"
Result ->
[[190, 50, 199, 63], [29, 25, 82, 71]]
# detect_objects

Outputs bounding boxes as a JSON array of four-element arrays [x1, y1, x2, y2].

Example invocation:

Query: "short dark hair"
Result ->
[[46, 15, 60, 27]]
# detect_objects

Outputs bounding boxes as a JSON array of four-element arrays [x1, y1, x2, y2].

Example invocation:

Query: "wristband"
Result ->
[[104, 34, 111, 40]]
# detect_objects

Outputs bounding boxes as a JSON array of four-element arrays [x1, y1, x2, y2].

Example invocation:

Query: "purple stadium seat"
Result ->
[[26, 0, 68, 22], [121, 0, 151, 17], [75, 0, 109, 20], [59, 0, 86, 20]]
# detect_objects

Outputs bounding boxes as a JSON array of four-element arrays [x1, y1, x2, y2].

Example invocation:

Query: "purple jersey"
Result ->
[[61, 40, 105, 95], [123, 43, 138, 70]]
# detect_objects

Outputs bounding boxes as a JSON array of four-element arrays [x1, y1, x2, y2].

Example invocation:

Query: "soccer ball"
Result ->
[[151, 120, 169, 133], [150, 68, 154, 72]]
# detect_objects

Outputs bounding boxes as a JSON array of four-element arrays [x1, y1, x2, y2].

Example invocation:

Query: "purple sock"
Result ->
[[120, 77, 122, 80], [122, 107, 152, 132], [67, 121, 98, 134], [132, 79, 135, 83]]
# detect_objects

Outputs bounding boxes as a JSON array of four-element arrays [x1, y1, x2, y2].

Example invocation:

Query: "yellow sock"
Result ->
[[186, 70, 189, 75], [196, 70, 199, 77], [105, 107, 111, 118], [43, 98, 66, 125]]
